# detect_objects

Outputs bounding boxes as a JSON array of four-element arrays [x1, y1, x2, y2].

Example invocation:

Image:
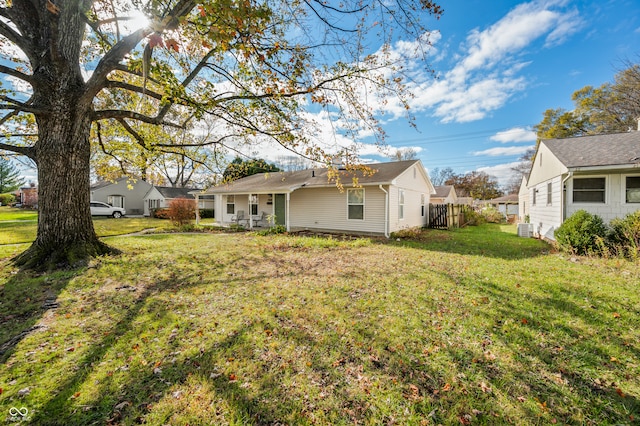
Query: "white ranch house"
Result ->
[[196, 160, 435, 237], [526, 132, 640, 240]]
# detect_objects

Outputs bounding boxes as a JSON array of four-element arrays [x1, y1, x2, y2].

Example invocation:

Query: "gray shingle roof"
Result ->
[[205, 160, 422, 194], [544, 132, 640, 168], [154, 186, 196, 199], [433, 185, 454, 197]]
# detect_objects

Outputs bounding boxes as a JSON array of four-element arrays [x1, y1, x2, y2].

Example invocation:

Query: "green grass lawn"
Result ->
[[0, 206, 38, 221], [0, 225, 638, 425], [0, 207, 172, 245]]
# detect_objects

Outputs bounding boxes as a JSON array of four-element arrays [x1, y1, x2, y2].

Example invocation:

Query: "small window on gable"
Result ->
[[573, 177, 605, 203], [626, 176, 640, 203], [347, 188, 364, 220]]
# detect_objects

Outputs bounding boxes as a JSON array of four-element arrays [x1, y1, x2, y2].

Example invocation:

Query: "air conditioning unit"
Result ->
[[517, 223, 533, 237]]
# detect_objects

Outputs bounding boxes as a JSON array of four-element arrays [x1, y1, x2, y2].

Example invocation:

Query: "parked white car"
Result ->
[[90, 201, 126, 218]]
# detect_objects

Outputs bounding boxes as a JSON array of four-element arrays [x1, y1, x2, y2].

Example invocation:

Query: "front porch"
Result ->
[[194, 192, 290, 230]]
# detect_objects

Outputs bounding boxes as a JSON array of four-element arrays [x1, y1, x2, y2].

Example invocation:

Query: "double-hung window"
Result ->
[[626, 176, 640, 203], [226, 195, 235, 214], [547, 182, 552, 205], [347, 188, 364, 220], [573, 177, 605, 203], [398, 189, 405, 220], [250, 194, 258, 215]]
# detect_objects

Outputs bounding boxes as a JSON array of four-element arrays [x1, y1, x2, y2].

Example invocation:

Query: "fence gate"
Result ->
[[429, 203, 468, 229], [429, 204, 448, 229]]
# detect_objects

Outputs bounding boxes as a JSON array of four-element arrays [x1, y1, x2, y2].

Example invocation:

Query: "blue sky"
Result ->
[[355, 0, 640, 187], [6, 0, 640, 188]]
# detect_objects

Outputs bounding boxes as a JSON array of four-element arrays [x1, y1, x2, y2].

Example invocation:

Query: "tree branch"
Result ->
[[104, 80, 165, 101], [92, 110, 182, 128], [0, 64, 34, 85], [0, 142, 35, 159]]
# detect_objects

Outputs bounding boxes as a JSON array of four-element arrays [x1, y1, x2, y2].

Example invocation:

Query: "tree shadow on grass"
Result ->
[[0, 269, 76, 364], [441, 273, 640, 424]]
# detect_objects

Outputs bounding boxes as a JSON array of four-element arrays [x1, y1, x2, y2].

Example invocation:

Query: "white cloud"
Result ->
[[363, 0, 583, 124], [472, 145, 535, 157], [490, 127, 537, 143], [477, 161, 523, 185]]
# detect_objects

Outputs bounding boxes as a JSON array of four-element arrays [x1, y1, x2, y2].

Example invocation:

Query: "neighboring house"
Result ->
[[19, 183, 38, 208], [485, 193, 519, 220], [196, 160, 435, 237], [527, 132, 640, 240], [430, 185, 458, 204], [457, 196, 474, 206], [143, 186, 214, 216], [90, 177, 153, 216]]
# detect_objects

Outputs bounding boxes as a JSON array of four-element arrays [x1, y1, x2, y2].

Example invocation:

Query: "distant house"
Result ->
[[197, 160, 435, 237], [143, 186, 214, 216], [430, 185, 458, 204], [485, 193, 519, 220], [90, 177, 153, 216], [526, 132, 640, 240], [19, 183, 38, 208]]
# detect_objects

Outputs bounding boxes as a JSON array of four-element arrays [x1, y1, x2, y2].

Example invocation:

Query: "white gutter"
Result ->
[[561, 171, 573, 222], [379, 185, 389, 238]]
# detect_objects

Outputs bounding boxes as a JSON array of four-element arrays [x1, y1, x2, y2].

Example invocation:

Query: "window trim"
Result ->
[[226, 195, 235, 215], [624, 175, 640, 204], [250, 194, 259, 215], [420, 193, 426, 217], [546, 182, 552, 206], [347, 188, 365, 220], [398, 189, 405, 220], [572, 176, 606, 204]]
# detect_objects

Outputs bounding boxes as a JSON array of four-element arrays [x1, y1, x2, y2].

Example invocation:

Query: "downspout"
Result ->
[[379, 185, 389, 238], [561, 171, 573, 222]]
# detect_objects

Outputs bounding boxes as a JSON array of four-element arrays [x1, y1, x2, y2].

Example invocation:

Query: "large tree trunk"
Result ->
[[14, 88, 117, 270]]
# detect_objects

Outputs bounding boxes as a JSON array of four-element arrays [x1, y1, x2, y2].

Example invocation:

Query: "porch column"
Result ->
[[195, 193, 200, 225], [248, 194, 253, 229], [286, 192, 290, 232]]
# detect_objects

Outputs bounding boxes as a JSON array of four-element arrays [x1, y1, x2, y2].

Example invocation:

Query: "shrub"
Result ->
[[608, 211, 640, 259], [480, 206, 505, 224], [463, 208, 485, 226], [256, 225, 288, 236], [151, 208, 170, 219], [554, 210, 607, 255], [167, 198, 196, 226], [0, 193, 16, 206], [199, 208, 215, 218]]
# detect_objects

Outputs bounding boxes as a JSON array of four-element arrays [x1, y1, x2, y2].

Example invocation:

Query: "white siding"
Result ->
[[518, 177, 529, 222], [143, 187, 163, 216], [528, 143, 568, 187], [289, 186, 387, 234], [388, 163, 431, 232], [529, 176, 563, 240], [566, 173, 640, 223]]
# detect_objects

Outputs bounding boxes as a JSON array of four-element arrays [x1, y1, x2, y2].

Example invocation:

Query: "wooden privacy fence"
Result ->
[[429, 203, 469, 229]]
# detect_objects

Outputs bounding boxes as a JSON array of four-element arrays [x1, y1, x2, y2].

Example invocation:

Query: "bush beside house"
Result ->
[[555, 210, 640, 259]]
